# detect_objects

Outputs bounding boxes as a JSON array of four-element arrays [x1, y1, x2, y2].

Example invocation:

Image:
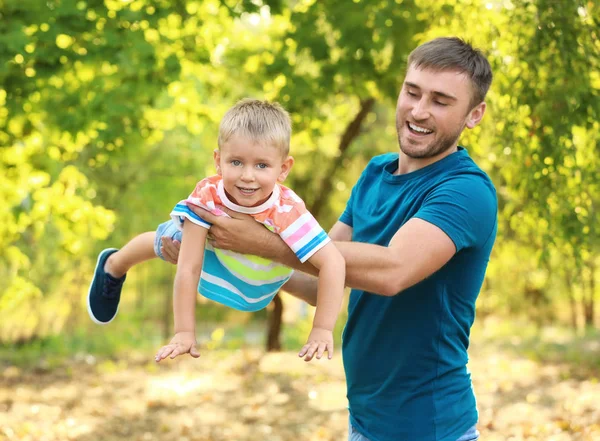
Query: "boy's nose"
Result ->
[[241, 167, 255, 181]]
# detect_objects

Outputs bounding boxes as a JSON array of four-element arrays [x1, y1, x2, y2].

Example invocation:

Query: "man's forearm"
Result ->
[[282, 272, 319, 306], [333, 241, 402, 295], [333, 219, 456, 296], [261, 232, 319, 276], [269, 236, 396, 296], [269, 219, 454, 298]]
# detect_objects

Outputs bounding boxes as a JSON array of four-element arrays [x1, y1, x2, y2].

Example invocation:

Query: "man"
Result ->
[[162, 37, 496, 441]]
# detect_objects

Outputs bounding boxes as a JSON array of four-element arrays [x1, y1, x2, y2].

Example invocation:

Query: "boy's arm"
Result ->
[[173, 221, 207, 333], [297, 241, 345, 361], [155, 221, 207, 362], [304, 242, 345, 330]]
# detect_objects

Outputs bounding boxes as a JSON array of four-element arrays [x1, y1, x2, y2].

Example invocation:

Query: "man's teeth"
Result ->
[[409, 123, 433, 134]]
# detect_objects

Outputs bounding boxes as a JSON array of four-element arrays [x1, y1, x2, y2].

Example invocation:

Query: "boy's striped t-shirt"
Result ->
[[170, 175, 330, 312]]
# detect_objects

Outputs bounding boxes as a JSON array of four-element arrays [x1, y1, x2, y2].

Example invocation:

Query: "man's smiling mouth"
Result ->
[[407, 122, 434, 135]]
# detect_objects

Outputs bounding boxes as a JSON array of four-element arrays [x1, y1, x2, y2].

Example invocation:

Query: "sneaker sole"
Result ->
[[87, 248, 119, 325]]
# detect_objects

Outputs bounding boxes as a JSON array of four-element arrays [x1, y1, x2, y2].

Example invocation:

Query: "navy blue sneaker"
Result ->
[[87, 248, 127, 324]]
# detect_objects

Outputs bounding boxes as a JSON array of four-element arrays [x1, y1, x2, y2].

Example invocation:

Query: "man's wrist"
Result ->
[[266, 231, 280, 259]]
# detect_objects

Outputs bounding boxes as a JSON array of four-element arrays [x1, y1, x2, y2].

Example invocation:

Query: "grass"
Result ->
[[2, 314, 598, 378], [472, 317, 600, 379]]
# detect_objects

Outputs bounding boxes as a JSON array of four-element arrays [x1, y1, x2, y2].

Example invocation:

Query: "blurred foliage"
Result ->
[[0, 0, 599, 347]]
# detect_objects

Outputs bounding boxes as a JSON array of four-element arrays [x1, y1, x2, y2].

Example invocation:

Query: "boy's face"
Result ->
[[214, 135, 294, 207]]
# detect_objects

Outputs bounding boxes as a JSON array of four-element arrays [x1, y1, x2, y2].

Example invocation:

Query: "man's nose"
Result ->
[[411, 98, 430, 120]]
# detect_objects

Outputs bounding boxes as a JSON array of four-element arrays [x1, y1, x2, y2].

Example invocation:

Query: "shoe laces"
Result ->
[[103, 275, 122, 299]]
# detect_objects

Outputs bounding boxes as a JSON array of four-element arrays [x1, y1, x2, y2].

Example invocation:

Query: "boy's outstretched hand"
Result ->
[[298, 327, 334, 362], [155, 331, 200, 362]]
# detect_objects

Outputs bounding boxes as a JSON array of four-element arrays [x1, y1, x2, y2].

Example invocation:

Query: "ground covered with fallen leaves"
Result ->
[[1, 336, 599, 441]]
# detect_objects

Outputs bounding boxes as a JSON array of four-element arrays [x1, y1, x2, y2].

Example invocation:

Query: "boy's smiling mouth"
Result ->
[[236, 186, 259, 195]]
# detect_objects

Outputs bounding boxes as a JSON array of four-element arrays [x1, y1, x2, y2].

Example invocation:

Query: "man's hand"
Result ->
[[161, 205, 313, 272], [160, 237, 181, 264], [155, 331, 200, 362], [298, 327, 334, 362], [188, 205, 275, 254]]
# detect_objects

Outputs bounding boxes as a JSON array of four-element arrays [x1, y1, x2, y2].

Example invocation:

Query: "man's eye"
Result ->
[[435, 101, 448, 107], [406, 91, 417, 97]]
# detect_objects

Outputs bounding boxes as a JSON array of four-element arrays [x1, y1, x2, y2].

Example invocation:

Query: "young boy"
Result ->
[[87, 99, 346, 363]]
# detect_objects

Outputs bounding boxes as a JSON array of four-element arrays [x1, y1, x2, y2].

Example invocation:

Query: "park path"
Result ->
[[1, 342, 599, 441]]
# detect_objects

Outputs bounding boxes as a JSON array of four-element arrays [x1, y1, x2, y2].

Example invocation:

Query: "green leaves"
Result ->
[[2, 0, 599, 342]]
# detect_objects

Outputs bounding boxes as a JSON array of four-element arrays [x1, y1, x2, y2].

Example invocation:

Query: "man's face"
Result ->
[[396, 65, 484, 159]]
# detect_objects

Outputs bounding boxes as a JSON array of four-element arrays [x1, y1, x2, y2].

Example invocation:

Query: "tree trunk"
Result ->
[[266, 293, 283, 351], [310, 98, 376, 218], [583, 259, 596, 328], [565, 270, 578, 331], [264, 98, 375, 351]]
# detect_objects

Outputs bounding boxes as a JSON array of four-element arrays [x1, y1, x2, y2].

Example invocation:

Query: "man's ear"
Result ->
[[277, 155, 295, 183], [465, 101, 486, 129], [213, 149, 222, 175]]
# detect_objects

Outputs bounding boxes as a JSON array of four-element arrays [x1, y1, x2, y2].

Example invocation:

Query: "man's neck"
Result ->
[[394, 145, 458, 175]]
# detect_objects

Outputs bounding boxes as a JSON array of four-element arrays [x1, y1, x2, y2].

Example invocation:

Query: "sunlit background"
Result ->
[[1, 0, 599, 440]]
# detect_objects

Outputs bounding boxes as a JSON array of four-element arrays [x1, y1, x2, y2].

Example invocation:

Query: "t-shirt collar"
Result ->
[[383, 146, 468, 182], [217, 179, 279, 214]]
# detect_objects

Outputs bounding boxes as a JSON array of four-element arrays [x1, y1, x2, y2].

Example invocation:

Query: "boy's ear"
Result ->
[[213, 149, 222, 175], [277, 155, 294, 183]]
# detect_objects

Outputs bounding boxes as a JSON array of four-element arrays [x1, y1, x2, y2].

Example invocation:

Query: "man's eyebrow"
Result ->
[[404, 82, 458, 101]]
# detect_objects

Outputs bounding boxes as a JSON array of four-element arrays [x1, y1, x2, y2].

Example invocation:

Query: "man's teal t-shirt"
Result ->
[[340, 148, 497, 441]]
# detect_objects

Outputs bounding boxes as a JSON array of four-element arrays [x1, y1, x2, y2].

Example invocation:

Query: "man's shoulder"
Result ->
[[354, 153, 397, 183], [368, 152, 398, 168], [449, 150, 496, 193]]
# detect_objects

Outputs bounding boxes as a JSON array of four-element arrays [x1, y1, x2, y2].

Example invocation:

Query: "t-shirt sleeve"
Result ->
[[170, 178, 220, 230], [275, 200, 331, 263], [339, 195, 354, 228], [414, 175, 497, 252], [339, 166, 369, 228]]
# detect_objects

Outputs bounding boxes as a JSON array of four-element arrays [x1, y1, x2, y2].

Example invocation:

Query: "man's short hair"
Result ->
[[218, 98, 291, 155], [408, 37, 493, 108]]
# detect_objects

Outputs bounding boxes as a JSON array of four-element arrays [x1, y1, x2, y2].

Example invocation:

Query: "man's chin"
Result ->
[[399, 143, 434, 159], [400, 137, 459, 160]]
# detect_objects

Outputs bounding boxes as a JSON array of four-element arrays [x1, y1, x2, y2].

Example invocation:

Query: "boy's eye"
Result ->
[[231, 160, 242, 166], [256, 163, 268, 169]]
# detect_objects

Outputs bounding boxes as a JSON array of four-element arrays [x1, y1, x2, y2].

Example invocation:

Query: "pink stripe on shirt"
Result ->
[[284, 217, 318, 247]]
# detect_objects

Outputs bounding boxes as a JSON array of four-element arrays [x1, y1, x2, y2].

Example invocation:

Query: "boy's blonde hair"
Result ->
[[218, 98, 291, 155]]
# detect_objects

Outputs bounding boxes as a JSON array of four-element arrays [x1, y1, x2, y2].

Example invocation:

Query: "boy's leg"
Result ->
[[88, 220, 183, 324], [105, 232, 157, 277], [87, 231, 156, 325]]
